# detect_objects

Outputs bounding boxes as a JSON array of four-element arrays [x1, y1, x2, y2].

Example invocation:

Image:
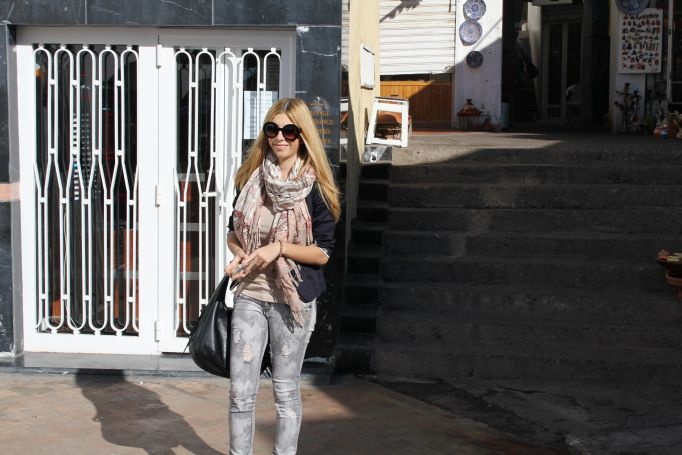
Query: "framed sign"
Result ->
[[618, 8, 662, 74]]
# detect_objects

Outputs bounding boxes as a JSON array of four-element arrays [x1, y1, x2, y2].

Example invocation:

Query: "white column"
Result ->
[[453, 0, 504, 128]]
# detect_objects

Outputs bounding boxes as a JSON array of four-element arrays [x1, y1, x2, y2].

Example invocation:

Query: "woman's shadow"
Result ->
[[75, 370, 223, 455]]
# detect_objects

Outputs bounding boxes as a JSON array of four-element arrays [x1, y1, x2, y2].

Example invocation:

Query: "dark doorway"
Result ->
[[502, 0, 539, 125], [503, 0, 610, 127], [542, 21, 582, 121]]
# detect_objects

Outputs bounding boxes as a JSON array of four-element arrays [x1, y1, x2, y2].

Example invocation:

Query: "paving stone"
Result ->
[[0, 372, 567, 454]]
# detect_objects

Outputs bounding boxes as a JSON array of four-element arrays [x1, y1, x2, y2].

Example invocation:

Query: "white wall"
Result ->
[[453, 0, 503, 127], [379, 0, 456, 75]]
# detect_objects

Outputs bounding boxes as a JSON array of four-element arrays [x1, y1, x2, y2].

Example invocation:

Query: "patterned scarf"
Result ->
[[232, 151, 316, 324]]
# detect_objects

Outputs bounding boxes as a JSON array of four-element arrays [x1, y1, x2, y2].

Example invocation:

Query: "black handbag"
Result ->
[[187, 275, 271, 378]]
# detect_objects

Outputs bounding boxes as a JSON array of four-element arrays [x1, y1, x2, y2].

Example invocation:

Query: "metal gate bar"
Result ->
[[173, 47, 281, 336], [33, 43, 139, 336]]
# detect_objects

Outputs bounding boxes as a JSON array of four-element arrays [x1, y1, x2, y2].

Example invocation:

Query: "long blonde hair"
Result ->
[[235, 98, 341, 222]]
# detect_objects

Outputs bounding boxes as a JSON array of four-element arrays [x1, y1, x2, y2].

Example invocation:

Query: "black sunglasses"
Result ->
[[263, 122, 301, 142]]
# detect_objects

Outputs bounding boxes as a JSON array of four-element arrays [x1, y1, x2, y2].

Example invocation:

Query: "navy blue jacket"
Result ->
[[228, 184, 336, 303]]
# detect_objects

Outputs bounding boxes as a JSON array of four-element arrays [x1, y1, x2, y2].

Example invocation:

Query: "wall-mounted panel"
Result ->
[[215, 0, 341, 26], [0, 26, 12, 182], [296, 25, 341, 166], [0, 0, 85, 25], [87, 0, 211, 26]]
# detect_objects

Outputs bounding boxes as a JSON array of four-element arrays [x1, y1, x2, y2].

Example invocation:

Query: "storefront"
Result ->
[[0, 1, 341, 360], [609, 0, 682, 132], [519, 0, 682, 130]]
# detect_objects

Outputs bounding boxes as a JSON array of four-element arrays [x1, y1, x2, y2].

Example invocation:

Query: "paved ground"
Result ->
[[4, 370, 681, 455], [375, 376, 682, 455], [0, 372, 569, 455]]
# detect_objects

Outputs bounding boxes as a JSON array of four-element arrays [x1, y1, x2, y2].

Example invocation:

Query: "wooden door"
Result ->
[[381, 80, 452, 128]]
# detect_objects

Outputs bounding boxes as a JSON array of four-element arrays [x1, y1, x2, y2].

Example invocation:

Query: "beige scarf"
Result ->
[[232, 152, 316, 324]]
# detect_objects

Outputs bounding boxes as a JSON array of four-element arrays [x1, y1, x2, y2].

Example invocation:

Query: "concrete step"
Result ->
[[376, 309, 682, 350], [360, 162, 391, 180], [381, 256, 666, 291], [350, 221, 384, 246], [399, 147, 682, 166], [372, 342, 682, 384], [356, 201, 389, 224], [345, 277, 382, 305], [359, 179, 389, 202], [384, 231, 682, 261], [340, 303, 379, 334], [388, 207, 682, 234], [384, 230, 466, 257], [347, 245, 382, 275], [389, 183, 682, 209], [391, 162, 682, 185], [349, 244, 383, 255], [379, 283, 682, 323], [334, 332, 374, 374]]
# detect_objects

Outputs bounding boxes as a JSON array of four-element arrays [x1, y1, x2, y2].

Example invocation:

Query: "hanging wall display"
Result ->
[[466, 51, 484, 68], [463, 0, 486, 20], [459, 20, 483, 45], [618, 8, 662, 74], [615, 0, 650, 15]]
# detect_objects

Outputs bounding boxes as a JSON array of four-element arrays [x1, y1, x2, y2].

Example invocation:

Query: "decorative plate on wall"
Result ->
[[466, 51, 484, 68], [615, 0, 650, 15], [463, 0, 486, 20], [459, 20, 483, 45]]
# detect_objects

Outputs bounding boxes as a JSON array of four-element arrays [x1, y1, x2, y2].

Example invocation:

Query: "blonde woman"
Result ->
[[224, 98, 341, 455]]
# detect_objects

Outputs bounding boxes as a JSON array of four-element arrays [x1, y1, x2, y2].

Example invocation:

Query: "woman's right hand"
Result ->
[[224, 250, 248, 278]]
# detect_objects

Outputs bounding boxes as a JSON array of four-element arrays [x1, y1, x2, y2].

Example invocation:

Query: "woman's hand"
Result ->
[[236, 242, 280, 279], [224, 249, 248, 278]]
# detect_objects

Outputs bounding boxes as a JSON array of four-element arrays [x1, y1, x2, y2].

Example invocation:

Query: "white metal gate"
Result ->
[[16, 27, 295, 354]]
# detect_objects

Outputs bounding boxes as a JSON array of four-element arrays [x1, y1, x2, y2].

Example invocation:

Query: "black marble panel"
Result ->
[[214, 0, 341, 26], [296, 25, 341, 360], [296, 26, 341, 167], [0, 25, 13, 183], [87, 0, 211, 26], [0, 203, 12, 353], [0, 0, 85, 25]]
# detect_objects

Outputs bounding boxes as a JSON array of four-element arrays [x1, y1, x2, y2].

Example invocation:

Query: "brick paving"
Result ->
[[0, 373, 567, 454]]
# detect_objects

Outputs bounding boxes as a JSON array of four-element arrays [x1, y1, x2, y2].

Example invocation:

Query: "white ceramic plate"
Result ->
[[464, 0, 486, 20], [459, 20, 483, 45]]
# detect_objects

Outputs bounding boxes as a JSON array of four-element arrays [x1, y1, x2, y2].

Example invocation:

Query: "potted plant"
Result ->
[[655, 250, 682, 298]]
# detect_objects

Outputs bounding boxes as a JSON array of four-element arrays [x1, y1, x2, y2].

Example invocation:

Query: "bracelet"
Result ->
[[278, 240, 284, 258]]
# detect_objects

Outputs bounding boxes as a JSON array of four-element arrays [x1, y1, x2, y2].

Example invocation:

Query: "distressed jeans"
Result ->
[[229, 295, 316, 455]]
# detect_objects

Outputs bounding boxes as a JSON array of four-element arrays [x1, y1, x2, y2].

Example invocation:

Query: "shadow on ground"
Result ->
[[75, 370, 222, 455]]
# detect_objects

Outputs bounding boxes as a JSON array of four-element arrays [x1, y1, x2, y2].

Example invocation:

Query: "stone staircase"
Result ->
[[368, 144, 682, 384], [334, 162, 389, 373]]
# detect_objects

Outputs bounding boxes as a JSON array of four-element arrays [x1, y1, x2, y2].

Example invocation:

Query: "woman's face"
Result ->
[[267, 113, 301, 165]]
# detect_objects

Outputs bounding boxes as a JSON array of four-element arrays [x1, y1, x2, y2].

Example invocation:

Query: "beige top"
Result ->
[[241, 198, 281, 303]]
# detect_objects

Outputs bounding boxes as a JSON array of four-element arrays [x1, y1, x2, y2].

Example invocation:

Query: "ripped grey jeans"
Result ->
[[229, 295, 316, 455]]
